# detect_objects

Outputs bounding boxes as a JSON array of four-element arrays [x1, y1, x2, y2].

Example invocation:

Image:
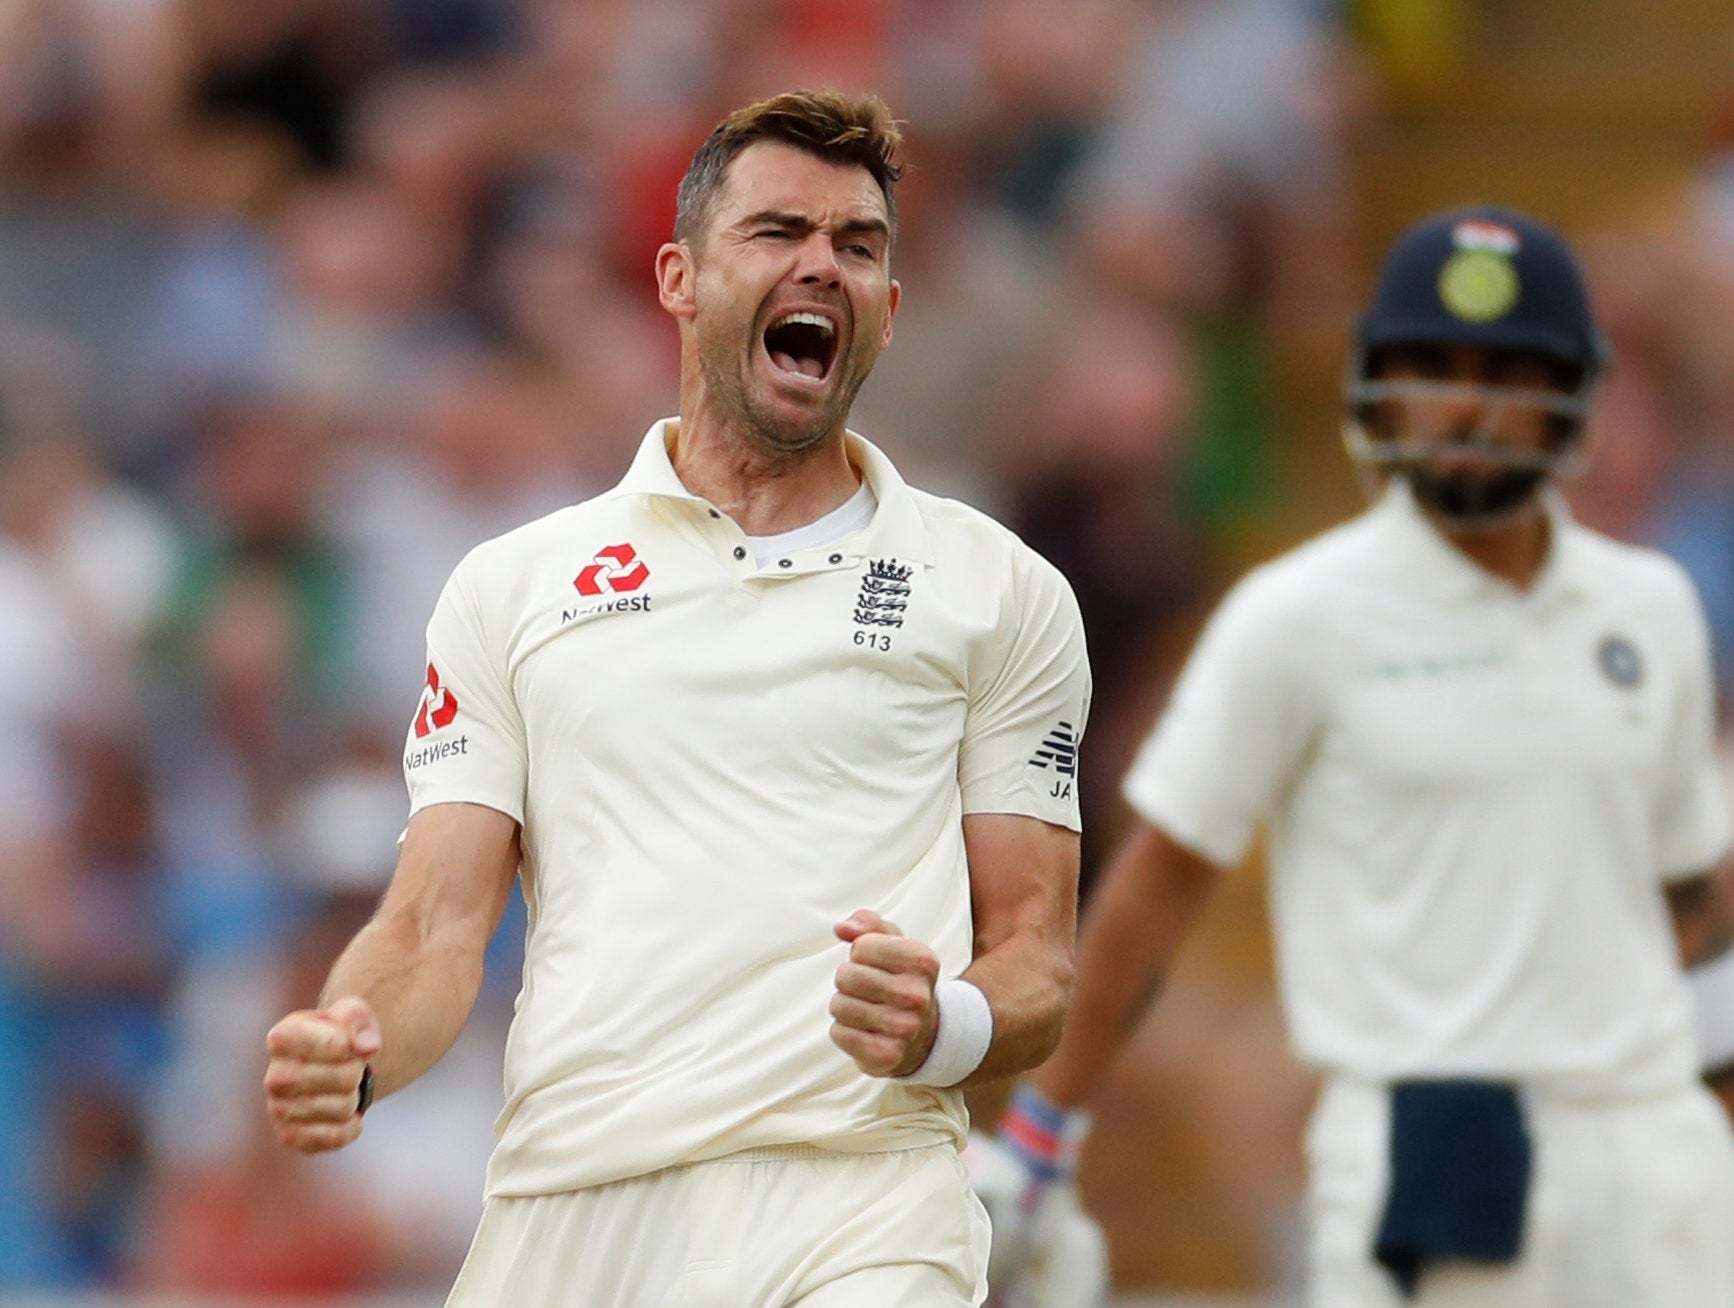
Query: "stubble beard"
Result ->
[[695, 328, 868, 463]]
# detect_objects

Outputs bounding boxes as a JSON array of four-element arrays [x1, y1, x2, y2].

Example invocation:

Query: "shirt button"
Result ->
[[778, 558, 793, 569], [732, 546, 746, 560], [709, 509, 721, 519], [828, 553, 843, 564]]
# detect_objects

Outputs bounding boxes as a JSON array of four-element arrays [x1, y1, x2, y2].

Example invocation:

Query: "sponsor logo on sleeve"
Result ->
[[407, 663, 469, 770], [564, 543, 654, 623], [413, 664, 459, 737], [1028, 721, 1078, 800]]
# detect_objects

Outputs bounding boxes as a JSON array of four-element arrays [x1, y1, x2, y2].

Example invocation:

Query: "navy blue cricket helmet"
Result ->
[[1354, 205, 1608, 382], [1343, 206, 1609, 525]]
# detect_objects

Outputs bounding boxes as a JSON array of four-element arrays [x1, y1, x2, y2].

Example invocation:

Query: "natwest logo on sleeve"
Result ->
[[574, 543, 649, 596], [413, 663, 460, 738]]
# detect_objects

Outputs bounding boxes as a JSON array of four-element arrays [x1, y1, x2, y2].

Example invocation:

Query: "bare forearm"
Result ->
[[1031, 824, 1215, 1107], [266, 803, 518, 1150], [955, 813, 1083, 1086], [320, 910, 488, 1097], [1669, 869, 1734, 968], [1711, 1064, 1734, 1124], [961, 928, 1074, 1085]]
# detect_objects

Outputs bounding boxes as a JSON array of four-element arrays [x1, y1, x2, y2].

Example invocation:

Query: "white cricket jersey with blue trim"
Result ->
[[1124, 482, 1729, 1095]]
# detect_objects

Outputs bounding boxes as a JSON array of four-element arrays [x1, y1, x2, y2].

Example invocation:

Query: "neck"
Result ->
[[667, 413, 860, 536], [1430, 500, 1552, 590]]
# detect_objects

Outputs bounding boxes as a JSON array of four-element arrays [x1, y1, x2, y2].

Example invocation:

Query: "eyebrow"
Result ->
[[741, 210, 891, 241]]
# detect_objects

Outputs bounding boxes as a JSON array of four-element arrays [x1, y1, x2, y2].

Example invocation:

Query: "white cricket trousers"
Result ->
[[1305, 1076, 1734, 1307], [446, 1143, 990, 1307]]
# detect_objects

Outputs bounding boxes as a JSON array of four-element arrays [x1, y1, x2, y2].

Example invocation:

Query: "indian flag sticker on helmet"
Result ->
[[1450, 219, 1521, 254], [1439, 248, 1519, 322]]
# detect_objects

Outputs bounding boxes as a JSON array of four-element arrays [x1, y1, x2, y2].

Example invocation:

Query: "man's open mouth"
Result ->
[[764, 312, 838, 382]]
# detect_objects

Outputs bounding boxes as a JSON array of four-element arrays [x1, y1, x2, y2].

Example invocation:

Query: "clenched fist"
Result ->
[[829, 909, 941, 1077], [263, 995, 381, 1153]]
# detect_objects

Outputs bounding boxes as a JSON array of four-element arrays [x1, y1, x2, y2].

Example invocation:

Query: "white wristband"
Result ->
[[894, 978, 994, 1087], [1691, 950, 1734, 1071]]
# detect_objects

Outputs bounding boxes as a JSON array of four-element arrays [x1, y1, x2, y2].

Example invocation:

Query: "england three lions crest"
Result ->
[[854, 558, 913, 628]]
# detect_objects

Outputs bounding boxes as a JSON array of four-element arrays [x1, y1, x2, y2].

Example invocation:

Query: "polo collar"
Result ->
[[610, 419, 932, 565], [839, 430, 933, 565], [1372, 479, 1595, 607], [614, 419, 700, 501]]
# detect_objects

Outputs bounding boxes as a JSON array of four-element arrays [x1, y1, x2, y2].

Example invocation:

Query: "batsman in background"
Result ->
[[261, 89, 1090, 1307], [980, 207, 1734, 1306]]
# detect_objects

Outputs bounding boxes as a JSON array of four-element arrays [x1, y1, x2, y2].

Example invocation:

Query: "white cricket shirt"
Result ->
[[404, 420, 1090, 1195], [1124, 482, 1729, 1096]]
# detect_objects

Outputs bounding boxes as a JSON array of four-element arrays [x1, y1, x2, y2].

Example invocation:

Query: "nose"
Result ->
[[793, 232, 842, 287], [1436, 387, 1487, 437]]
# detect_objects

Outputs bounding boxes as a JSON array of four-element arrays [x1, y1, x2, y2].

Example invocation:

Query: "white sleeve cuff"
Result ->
[[1690, 950, 1734, 1072], [894, 978, 993, 1087]]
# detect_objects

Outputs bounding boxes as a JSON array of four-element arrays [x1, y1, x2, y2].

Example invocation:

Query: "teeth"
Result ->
[[772, 312, 834, 337]]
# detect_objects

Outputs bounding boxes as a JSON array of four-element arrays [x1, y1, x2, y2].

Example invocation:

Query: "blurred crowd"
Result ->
[[1, 0, 1732, 1300]]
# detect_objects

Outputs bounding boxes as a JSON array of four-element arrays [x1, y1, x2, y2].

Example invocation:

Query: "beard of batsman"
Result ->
[[1405, 464, 1549, 529]]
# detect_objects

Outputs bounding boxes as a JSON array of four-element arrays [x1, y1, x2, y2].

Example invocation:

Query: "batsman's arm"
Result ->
[[1667, 866, 1734, 970], [265, 801, 519, 1150], [1027, 820, 1218, 1108], [1668, 863, 1734, 1120]]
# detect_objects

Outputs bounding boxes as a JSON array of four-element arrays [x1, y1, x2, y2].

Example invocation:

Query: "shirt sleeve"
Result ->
[[957, 550, 1091, 831], [1653, 569, 1731, 881], [402, 549, 529, 825], [1121, 567, 1321, 868]]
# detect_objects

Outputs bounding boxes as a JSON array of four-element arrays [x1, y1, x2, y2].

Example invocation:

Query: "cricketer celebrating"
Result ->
[[263, 90, 1090, 1307]]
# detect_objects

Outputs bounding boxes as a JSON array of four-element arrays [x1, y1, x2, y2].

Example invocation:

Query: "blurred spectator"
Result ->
[[38, 728, 172, 1284], [480, 171, 675, 431], [322, 343, 606, 730], [1572, 69, 1734, 716], [351, 67, 507, 240], [848, 129, 1059, 511], [996, 288, 1207, 881], [0, 325, 181, 1287], [156, 389, 348, 688], [179, 0, 391, 173], [382, 0, 522, 66], [269, 174, 477, 406], [1066, 0, 1362, 326], [135, 1088, 390, 1296], [1064, 0, 1368, 534], [0, 484, 83, 1291], [972, 0, 1142, 229]]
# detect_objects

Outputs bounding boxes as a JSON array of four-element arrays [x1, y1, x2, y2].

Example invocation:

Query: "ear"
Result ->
[[879, 279, 901, 349], [656, 242, 697, 320]]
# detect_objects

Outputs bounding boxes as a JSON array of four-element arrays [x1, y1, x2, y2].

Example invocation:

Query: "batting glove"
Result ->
[[968, 1084, 1103, 1307]]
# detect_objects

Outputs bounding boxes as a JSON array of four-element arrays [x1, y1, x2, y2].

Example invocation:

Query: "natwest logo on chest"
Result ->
[[575, 543, 649, 596], [564, 542, 654, 625]]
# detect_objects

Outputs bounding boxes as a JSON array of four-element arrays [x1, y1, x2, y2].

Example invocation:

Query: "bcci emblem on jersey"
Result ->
[[1597, 634, 1643, 689]]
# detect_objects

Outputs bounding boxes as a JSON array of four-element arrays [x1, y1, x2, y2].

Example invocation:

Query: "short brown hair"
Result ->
[[673, 90, 905, 246]]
